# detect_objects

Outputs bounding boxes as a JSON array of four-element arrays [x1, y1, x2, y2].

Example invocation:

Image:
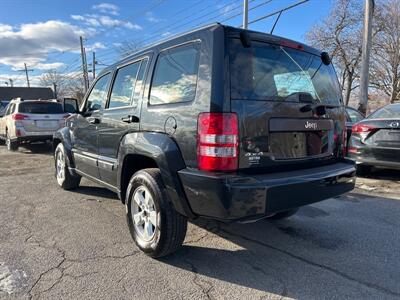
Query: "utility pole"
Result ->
[[243, 0, 249, 29], [80, 36, 89, 92], [9, 79, 13, 87], [358, 0, 374, 115], [92, 52, 96, 80], [53, 83, 57, 99], [17, 63, 33, 88]]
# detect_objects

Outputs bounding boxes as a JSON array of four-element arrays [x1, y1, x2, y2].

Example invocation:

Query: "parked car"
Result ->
[[0, 100, 10, 117], [0, 99, 68, 151], [348, 103, 400, 174], [53, 24, 356, 258], [345, 106, 365, 150]]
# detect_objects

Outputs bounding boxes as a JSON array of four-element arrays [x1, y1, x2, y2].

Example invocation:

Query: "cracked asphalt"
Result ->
[[1, 143, 400, 300]]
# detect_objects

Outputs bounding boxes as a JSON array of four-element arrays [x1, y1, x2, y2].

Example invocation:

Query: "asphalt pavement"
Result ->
[[0, 143, 400, 300]]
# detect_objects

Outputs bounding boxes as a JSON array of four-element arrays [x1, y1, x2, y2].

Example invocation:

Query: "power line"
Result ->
[[95, 0, 215, 61], [247, 0, 309, 26]]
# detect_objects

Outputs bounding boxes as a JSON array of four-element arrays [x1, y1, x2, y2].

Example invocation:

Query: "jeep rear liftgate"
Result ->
[[228, 36, 345, 169]]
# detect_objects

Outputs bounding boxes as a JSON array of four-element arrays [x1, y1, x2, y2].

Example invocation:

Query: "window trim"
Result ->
[[148, 40, 201, 107], [81, 72, 112, 112], [105, 55, 150, 111]]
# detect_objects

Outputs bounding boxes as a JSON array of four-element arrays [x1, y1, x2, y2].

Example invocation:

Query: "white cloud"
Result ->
[[70, 15, 84, 21], [34, 62, 66, 70], [0, 23, 13, 32], [146, 12, 162, 23], [0, 20, 82, 70], [92, 3, 119, 16], [71, 14, 141, 30]]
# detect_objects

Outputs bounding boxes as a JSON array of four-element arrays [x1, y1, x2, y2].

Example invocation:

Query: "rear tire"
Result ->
[[357, 165, 372, 176], [267, 208, 299, 220], [54, 143, 81, 190], [6, 131, 18, 151], [126, 168, 188, 258]]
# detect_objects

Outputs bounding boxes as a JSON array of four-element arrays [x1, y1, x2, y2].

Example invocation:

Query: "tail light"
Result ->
[[197, 112, 239, 171], [12, 113, 29, 120], [352, 123, 376, 133]]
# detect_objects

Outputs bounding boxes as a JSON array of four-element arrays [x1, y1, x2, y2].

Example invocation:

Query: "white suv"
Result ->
[[0, 99, 68, 151]]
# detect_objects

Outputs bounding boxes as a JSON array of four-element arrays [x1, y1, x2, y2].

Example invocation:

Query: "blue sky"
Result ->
[[0, 0, 332, 87]]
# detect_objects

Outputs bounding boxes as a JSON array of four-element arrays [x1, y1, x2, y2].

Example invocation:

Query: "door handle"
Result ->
[[87, 117, 100, 124], [121, 115, 140, 123]]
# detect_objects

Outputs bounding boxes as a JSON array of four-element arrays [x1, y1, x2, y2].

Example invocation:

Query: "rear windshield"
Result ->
[[368, 104, 400, 119], [19, 102, 64, 114], [229, 39, 341, 105]]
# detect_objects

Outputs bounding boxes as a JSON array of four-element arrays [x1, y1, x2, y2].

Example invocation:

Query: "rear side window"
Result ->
[[149, 42, 200, 105], [18, 102, 63, 114], [108, 58, 148, 109]]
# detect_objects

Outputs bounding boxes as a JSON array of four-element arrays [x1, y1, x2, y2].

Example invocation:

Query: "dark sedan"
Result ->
[[348, 103, 400, 174], [345, 106, 364, 147]]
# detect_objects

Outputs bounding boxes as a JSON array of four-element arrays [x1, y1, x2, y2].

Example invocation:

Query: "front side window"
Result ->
[[150, 43, 200, 105], [86, 73, 111, 111], [109, 62, 140, 109]]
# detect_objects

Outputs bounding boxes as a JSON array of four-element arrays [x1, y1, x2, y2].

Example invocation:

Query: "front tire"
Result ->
[[126, 168, 187, 258], [54, 143, 81, 190]]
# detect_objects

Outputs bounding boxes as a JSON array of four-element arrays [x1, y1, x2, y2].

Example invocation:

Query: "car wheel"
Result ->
[[126, 168, 188, 258], [267, 208, 299, 220], [356, 165, 372, 176], [54, 143, 81, 190], [6, 130, 18, 151]]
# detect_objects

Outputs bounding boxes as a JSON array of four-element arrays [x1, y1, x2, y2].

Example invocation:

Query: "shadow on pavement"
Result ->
[[20, 142, 53, 155], [357, 167, 400, 180], [71, 185, 120, 200], [160, 197, 400, 298]]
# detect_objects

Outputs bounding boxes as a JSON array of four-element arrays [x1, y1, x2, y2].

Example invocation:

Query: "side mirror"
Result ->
[[63, 98, 79, 114]]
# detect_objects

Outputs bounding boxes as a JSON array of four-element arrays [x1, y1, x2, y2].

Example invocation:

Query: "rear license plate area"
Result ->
[[269, 118, 334, 160], [36, 120, 58, 128]]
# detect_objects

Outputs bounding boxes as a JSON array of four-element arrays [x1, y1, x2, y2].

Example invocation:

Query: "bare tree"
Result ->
[[40, 70, 86, 103], [39, 69, 67, 99], [370, 0, 400, 103], [306, 0, 364, 105]]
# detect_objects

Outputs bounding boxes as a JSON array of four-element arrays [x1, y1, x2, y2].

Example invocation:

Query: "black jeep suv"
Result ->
[[53, 24, 356, 258]]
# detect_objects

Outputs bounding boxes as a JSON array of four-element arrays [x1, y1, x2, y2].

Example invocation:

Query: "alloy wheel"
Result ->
[[131, 185, 158, 242]]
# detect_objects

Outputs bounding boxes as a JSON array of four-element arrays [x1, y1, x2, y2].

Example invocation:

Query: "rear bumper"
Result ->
[[15, 135, 53, 143], [348, 147, 400, 170], [179, 160, 356, 222]]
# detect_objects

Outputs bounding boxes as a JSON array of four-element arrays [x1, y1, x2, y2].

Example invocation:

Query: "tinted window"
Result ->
[[346, 108, 364, 122], [150, 43, 200, 105], [18, 102, 63, 114], [109, 62, 140, 109], [368, 104, 400, 119], [229, 39, 341, 105], [132, 58, 148, 106], [86, 73, 111, 111]]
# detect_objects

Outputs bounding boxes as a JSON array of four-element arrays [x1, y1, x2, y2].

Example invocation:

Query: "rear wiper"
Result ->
[[300, 103, 339, 116], [280, 46, 322, 103]]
